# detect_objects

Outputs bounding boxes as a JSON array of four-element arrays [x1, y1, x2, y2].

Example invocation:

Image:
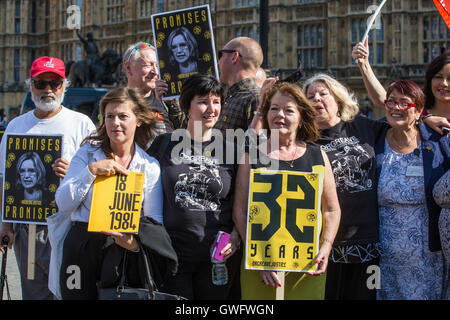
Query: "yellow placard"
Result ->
[[245, 169, 322, 273], [88, 172, 145, 233]]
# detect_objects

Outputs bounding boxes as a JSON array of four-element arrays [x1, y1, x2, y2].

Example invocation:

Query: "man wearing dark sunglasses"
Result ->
[[215, 37, 264, 135], [0, 56, 96, 300]]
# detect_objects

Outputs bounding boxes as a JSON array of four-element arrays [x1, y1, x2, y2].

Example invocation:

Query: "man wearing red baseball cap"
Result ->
[[30, 56, 66, 79], [28, 57, 67, 118], [0, 56, 96, 300]]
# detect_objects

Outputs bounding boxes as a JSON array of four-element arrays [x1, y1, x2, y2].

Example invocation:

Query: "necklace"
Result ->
[[121, 153, 133, 168], [111, 147, 134, 168], [286, 145, 298, 168]]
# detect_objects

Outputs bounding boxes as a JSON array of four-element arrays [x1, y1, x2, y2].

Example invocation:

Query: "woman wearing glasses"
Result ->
[[301, 74, 389, 300], [250, 74, 447, 300], [375, 80, 449, 300], [302, 75, 449, 300], [352, 41, 449, 134]]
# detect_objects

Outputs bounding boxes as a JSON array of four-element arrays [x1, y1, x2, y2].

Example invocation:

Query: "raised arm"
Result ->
[[352, 38, 386, 109], [76, 30, 87, 45]]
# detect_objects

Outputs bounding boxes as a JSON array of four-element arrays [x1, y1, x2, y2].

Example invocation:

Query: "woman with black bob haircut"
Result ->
[[147, 73, 242, 300], [178, 73, 224, 115]]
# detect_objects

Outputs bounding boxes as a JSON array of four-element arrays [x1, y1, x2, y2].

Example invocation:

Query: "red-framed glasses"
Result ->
[[384, 99, 416, 110]]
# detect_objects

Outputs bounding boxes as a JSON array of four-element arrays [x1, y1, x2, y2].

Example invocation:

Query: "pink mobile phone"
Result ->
[[211, 231, 230, 262]]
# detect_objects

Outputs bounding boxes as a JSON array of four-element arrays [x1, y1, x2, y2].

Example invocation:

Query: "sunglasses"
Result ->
[[125, 42, 154, 63], [32, 79, 64, 90], [218, 49, 242, 60], [384, 99, 416, 110]]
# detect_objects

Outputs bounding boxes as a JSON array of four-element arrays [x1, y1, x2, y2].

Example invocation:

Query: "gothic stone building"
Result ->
[[1, 0, 448, 119]]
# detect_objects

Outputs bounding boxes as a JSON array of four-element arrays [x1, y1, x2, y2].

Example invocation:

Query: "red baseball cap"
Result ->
[[30, 56, 66, 79]]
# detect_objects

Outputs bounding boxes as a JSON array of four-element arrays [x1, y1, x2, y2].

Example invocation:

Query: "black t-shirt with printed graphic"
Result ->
[[313, 115, 388, 246], [148, 132, 238, 261]]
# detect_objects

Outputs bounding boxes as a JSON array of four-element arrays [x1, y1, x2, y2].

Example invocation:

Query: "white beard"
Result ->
[[31, 91, 65, 112]]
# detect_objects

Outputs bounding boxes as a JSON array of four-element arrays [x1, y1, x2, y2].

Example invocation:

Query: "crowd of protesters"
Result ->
[[0, 33, 449, 301]]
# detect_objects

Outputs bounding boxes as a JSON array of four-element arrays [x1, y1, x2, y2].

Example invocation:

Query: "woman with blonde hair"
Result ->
[[302, 73, 389, 300], [304, 73, 360, 124]]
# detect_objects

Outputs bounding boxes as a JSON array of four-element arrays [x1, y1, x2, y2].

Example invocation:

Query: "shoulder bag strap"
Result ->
[[117, 249, 128, 289], [138, 242, 157, 293]]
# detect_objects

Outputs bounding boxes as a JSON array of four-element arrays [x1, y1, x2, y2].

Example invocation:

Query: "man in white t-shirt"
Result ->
[[0, 56, 96, 300]]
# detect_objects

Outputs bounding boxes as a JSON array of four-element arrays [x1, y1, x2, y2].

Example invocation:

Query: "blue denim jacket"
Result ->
[[375, 123, 449, 252]]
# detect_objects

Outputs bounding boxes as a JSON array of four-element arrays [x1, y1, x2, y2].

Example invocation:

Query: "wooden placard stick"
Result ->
[[27, 224, 36, 280], [275, 271, 285, 300]]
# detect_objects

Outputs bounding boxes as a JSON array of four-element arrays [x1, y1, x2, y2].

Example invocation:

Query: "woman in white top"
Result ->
[[55, 87, 163, 299]]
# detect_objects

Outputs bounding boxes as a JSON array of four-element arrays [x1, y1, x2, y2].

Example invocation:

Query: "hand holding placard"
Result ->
[[354, 0, 387, 64], [362, 0, 387, 43], [88, 172, 145, 233]]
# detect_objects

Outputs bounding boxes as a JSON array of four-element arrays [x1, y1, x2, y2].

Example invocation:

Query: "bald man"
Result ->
[[214, 37, 264, 300], [214, 37, 263, 134]]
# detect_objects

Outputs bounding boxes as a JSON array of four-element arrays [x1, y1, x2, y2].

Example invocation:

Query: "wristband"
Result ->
[[253, 110, 263, 117], [421, 114, 433, 120]]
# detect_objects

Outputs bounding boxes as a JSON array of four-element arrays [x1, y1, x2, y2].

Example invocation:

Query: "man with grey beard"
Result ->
[[0, 56, 96, 299]]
